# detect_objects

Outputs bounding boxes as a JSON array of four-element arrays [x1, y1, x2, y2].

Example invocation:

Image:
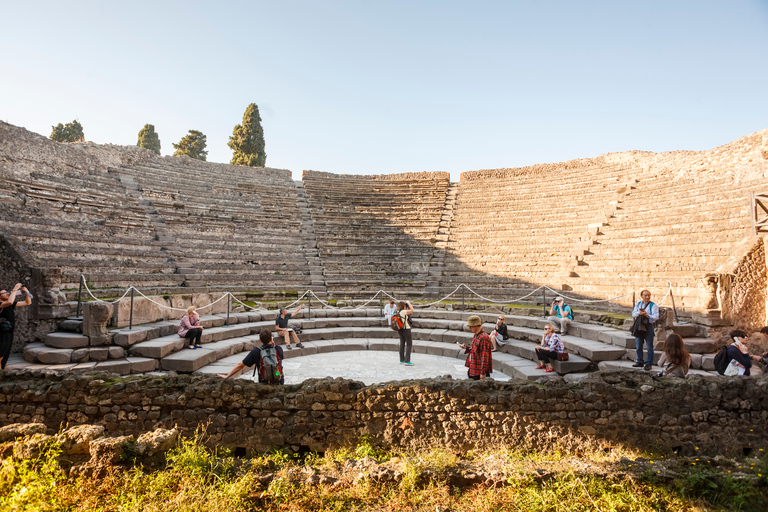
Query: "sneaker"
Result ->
[[400, 361, 404, 364], [404, 362, 415, 366], [632, 362, 644, 368], [296, 343, 304, 349], [644, 364, 652, 371], [285, 345, 292, 350]]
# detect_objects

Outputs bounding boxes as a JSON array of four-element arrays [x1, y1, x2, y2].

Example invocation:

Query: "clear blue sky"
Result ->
[[2, 1, 767, 181]]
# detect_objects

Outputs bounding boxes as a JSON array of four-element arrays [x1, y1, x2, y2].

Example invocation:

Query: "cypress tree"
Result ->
[[137, 124, 161, 155], [50, 120, 85, 142], [228, 103, 266, 167], [172, 130, 208, 161]]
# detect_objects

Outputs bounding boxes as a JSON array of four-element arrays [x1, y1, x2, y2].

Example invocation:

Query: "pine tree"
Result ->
[[137, 124, 161, 155], [228, 103, 266, 167], [172, 130, 208, 160], [50, 120, 85, 142]]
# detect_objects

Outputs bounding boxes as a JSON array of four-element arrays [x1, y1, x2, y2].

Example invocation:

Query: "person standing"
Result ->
[[384, 299, 397, 324], [632, 289, 659, 371], [397, 300, 414, 366], [178, 306, 204, 349], [459, 315, 493, 380], [547, 297, 573, 335], [0, 283, 32, 370], [276, 304, 304, 350]]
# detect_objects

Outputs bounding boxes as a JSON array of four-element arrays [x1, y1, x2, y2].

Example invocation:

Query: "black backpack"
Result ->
[[713, 345, 731, 375], [255, 346, 283, 384]]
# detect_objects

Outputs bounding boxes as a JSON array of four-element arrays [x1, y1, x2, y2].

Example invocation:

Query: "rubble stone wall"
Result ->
[[1, 371, 766, 457], [729, 237, 768, 330]]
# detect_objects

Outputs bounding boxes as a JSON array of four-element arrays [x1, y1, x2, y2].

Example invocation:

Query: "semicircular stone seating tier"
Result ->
[[12, 308, 723, 382]]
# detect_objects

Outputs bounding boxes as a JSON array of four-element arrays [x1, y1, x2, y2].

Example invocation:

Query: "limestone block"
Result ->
[[701, 354, 716, 371], [134, 428, 178, 456], [86, 348, 109, 362], [45, 332, 89, 349], [89, 435, 134, 465], [94, 360, 132, 375], [38, 348, 73, 364], [690, 354, 703, 369], [127, 357, 158, 373], [0, 423, 46, 443], [113, 296, 170, 328], [108, 346, 126, 359], [112, 328, 149, 347], [82, 301, 113, 340], [71, 349, 90, 363], [23, 343, 46, 363], [14, 433, 54, 460], [58, 425, 105, 456]]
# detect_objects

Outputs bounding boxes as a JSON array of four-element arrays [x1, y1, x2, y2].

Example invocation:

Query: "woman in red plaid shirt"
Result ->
[[460, 315, 493, 380]]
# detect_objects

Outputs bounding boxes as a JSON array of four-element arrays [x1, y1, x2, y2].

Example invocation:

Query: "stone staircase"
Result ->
[[425, 183, 458, 297], [295, 180, 327, 298]]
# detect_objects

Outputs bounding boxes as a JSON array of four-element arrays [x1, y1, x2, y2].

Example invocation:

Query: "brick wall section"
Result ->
[[1, 371, 766, 456]]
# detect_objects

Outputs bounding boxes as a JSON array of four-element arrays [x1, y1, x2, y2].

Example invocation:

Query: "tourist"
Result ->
[[397, 301, 414, 366], [656, 333, 691, 378], [0, 283, 32, 370], [218, 329, 284, 384], [276, 304, 304, 350], [725, 330, 761, 376], [178, 306, 204, 349], [490, 314, 509, 352], [547, 296, 573, 335], [534, 323, 565, 373], [384, 298, 397, 324], [459, 315, 493, 380], [631, 290, 659, 371]]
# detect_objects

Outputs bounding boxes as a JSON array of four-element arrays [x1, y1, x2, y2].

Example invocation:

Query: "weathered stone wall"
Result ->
[[1, 371, 766, 457], [729, 237, 768, 331]]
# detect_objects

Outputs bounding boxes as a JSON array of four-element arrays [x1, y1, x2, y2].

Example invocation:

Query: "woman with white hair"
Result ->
[[178, 306, 204, 349]]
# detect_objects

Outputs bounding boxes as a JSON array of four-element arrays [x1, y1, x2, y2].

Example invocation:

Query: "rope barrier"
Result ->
[[79, 275, 674, 318]]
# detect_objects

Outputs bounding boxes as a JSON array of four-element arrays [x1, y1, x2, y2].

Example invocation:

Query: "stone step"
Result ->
[[58, 319, 83, 333], [670, 323, 702, 338], [655, 337, 717, 354], [128, 323, 255, 359], [501, 340, 592, 374], [504, 326, 626, 361], [598, 359, 718, 377], [44, 332, 90, 349], [161, 337, 256, 372], [492, 353, 561, 382]]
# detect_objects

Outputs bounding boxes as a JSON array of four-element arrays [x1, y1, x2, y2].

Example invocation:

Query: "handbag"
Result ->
[[629, 302, 649, 337], [557, 351, 569, 361], [0, 318, 11, 332]]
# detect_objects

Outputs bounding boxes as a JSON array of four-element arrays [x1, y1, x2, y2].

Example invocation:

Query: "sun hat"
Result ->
[[466, 315, 483, 327]]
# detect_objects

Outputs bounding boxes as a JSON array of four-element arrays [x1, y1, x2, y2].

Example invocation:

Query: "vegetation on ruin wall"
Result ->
[[2, 435, 767, 511]]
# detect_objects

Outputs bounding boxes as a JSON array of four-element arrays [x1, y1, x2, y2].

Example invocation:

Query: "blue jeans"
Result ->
[[635, 328, 655, 365]]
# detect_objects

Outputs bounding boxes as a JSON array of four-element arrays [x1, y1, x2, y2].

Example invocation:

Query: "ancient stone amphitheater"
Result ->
[[1, 121, 767, 381]]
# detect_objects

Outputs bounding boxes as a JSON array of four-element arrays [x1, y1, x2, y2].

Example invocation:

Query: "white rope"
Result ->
[[461, 283, 545, 304], [129, 286, 231, 312], [656, 281, 673, 307], [81, 279, 134, 304], [542, 286, 636, 304]]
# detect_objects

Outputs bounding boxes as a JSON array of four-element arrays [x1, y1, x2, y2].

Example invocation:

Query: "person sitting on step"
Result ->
[[178, 306, 204, 349], [547, 297, 573, 335], [276, 304, 304, 350], [490, 314, 509, 352], [384, 298, 397, 324], [656, 333, 691, 378], [534, 323, 565, 373]]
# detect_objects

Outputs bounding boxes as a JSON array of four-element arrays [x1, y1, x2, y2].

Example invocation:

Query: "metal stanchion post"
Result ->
[[380, 298, 383, 318], [308, 292, 312, 320], [128, 286, 134, 330], [632, 291, 636, 309], [670, 289, 679, 323], [76, 275, 84, 318], [226, 293, 231, 326], [542, 288, 546, 317], [462, 285, 465, 311]]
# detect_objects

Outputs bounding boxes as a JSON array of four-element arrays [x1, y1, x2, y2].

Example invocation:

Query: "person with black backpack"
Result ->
[[396, 301, 414, 366], [631, 289, 659, 371], [218, 329, 284, 384]]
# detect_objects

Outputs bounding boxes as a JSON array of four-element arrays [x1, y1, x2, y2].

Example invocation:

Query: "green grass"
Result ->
[[2, 435, 767, 511]]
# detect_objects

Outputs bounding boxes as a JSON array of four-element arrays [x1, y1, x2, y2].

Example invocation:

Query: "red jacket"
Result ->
[[465, 331, 493, 377]]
